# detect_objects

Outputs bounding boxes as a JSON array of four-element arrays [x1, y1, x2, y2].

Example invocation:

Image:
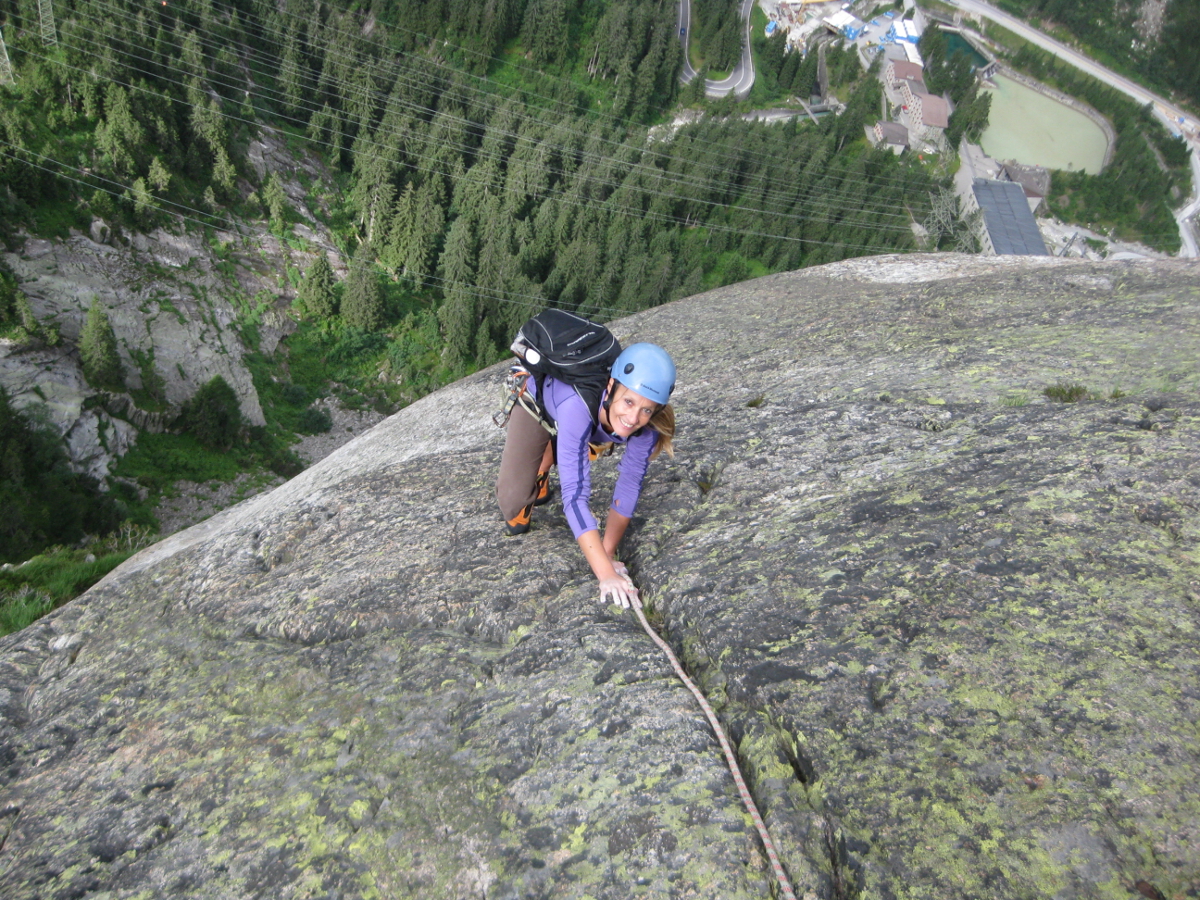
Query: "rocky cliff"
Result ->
[[1, 254, 1197, 900], [0, 132, 340, 481]]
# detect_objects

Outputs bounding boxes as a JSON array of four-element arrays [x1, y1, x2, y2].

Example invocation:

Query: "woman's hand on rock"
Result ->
[[599, 575, 640, 609]]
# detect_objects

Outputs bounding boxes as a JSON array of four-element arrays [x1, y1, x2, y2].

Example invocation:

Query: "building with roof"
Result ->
[[909, 91, 950, 141], [970, 178, 1049, 255], [886, 59, 924, 90], [870, 120, 910, 154], [898, 74, 928, 107], [824, 9, 864, 39], [999, 163, 1051, 212], [885, 18, 922, 43]]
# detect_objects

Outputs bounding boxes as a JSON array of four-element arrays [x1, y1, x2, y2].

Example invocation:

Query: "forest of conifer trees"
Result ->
[[1, 0, 938, 370]]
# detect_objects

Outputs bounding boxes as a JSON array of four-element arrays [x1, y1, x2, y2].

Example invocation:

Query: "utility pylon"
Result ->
[[0, 27, 15, 85], [39, 0, 58, 46]]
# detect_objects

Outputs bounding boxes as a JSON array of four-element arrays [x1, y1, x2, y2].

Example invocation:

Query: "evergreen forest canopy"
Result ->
[[0, 0, 938, 372], [687, 0, 745, 74], [994, 0, 1200, 109]]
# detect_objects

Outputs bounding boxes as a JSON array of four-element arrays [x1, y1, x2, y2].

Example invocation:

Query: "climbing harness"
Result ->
[[493, 366, 557, 435], [493, 366, 528, 428], [629, 596, 798, 900]]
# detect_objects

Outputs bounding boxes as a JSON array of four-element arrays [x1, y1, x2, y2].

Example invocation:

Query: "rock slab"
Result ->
[[0, 254, 1197, 900]]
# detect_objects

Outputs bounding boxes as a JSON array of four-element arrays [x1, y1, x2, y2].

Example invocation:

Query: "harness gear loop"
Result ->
[[492, 366, 528, 428], [494, 366, 558, 436]]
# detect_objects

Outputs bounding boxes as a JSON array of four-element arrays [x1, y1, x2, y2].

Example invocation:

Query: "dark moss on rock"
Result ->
[[1, 255, 1198, 899]]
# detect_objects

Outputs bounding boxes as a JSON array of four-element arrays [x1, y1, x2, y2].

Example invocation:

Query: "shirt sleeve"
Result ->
[[610, 428, 659, 519], [544, 380, 600, 539]]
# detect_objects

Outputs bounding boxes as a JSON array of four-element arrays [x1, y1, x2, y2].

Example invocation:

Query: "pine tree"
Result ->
[[279, 27, 305, 115], [299, 253, 337, 319], [79, 299, 124, 391], [382, 183, 416, 275], [147, 157, 171, 194], [341, 246, 384, 331], [211, 147, 237, 201], [96, 84, 143, 176], [263, 173, 289, 229], [522, 0, 568, 68], [437, 215, 478, 365], [127, 177, 155, 229]]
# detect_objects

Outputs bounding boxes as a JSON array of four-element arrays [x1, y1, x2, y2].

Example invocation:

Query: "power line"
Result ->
[[56, 0, 921, 226], [71, 0, 940, 205], [0, 137, 658, 323], [18, 37, 925, 258], [34, 13, 926, 235], [11, 8, 1184, 246]]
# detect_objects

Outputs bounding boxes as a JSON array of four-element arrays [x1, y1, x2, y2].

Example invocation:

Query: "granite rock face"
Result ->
[[0, 255, 1197, 900], [1, 172, 340, 476]]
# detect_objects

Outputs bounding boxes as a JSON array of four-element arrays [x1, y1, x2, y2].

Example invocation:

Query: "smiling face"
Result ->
[[601, 380, 658, 439]]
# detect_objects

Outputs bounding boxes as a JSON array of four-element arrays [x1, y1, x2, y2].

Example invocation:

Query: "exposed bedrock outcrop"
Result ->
[[1, 209, 337, 476], [0, 254, 1197, 900]]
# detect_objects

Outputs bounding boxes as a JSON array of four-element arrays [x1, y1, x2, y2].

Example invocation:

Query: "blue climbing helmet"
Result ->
[[609, 343, 676, 406]]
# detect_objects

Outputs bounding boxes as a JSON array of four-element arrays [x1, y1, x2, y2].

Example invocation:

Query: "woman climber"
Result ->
[[495, 341, 676, 610]]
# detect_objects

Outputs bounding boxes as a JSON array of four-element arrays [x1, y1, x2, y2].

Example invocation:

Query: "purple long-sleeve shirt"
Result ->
[[531, 376, 660, 539]]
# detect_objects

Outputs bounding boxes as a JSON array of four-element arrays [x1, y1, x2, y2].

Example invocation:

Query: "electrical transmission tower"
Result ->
[[0, 27, 15, 85], [39, 0, 58, 46]]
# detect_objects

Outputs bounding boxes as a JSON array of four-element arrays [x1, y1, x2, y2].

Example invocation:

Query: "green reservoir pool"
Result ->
[[979, 75, 1109, 173]]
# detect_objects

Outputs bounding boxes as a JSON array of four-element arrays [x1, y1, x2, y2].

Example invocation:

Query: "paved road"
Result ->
[[678, 0, 697, 82], [1177, 150, 1200, 257], [943, 0, 1198, 257], [944, 0, 1198, 134], [678, 0, 757, 100]]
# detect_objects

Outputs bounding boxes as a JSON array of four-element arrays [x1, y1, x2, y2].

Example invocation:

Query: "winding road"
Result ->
[[672, 0, 1197, 254], [678, 0, 757, 99]]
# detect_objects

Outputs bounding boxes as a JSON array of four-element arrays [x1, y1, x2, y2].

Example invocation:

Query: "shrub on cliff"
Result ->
[[0, 267, 41, 341], [177, 376, 243, 451]]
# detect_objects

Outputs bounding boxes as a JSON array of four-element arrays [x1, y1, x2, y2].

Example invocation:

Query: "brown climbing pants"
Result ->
[[496, 405, 551, 523]]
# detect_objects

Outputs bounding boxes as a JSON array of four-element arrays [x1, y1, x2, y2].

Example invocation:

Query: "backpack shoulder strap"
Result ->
[[536, 374, 606, 431]]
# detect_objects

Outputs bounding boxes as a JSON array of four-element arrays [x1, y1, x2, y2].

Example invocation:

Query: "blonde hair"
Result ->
[[648, 403, 675, 460]]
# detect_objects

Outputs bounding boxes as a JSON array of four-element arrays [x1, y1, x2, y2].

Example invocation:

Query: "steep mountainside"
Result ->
[[0, 254, 1197, 900], [0, 127, 341, 481]]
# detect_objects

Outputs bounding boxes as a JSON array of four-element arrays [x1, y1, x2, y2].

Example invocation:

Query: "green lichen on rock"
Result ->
[[1, 255, 1198, 899]]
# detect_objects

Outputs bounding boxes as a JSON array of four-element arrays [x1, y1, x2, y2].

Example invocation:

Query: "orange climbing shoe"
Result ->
[[505, 503, 532, 536], [534, 470, 553, 506]]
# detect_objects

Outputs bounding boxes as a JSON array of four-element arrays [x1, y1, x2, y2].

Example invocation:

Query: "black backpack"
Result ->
[[511, 309, 622, 426]]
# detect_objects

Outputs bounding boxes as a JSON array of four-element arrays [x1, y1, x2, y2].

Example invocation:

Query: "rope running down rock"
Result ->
[[630, 599, 798, 900]]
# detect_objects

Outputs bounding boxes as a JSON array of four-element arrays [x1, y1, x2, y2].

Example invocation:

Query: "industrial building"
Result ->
[[970, 179, 1050, 255]]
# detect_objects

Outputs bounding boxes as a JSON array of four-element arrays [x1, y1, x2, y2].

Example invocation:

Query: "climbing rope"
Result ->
[[630, 599, 798, 900]]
